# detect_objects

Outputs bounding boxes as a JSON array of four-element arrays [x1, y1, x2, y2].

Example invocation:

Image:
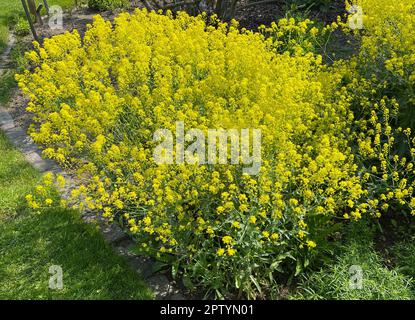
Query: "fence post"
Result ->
[[21, 0, 39, 42]]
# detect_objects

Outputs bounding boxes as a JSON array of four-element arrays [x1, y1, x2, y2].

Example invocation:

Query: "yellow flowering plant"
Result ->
[[17, 5, 415, 298], [25, 172, 66, 210], [345, 0, 415, 128], [336, 0, 415, 221]]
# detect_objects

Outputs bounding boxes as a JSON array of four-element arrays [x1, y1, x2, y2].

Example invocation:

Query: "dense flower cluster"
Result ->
[[88, 0, 129, 11], [347, 0, 415, 128], [17, 4, 415, 297], [340, 0, 415, 219]]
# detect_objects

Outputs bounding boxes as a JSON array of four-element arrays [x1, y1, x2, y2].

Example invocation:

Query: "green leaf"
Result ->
[[182, 274, 194, 289], [151, 261, 169, 273], [235, 275, 241, 289], [172, 263, 179, 278], [295, 261, 303, 276], [250, 275, 262, 294]]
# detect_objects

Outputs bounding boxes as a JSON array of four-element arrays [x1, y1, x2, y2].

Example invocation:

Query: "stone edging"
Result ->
[[0, 32, 185, 300]]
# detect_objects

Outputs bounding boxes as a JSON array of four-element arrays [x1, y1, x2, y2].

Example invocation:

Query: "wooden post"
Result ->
[[27, 0, 43, 25], [21, 0, 39, 42], [43, 0, 50, 15]]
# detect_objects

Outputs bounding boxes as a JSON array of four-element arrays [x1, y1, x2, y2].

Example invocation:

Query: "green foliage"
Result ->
[[284, 0, 335, 10], [292, 221, 414, 300], [87, 0, 130, 10], [2, 0, 415, 300], [346, 0, 415, 131], [393, 238, 415, 278], [14, 17, 30, 37]]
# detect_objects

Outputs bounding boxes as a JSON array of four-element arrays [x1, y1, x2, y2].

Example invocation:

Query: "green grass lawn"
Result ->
[[0, 132, 153, 299], [0, 0, 153, 300], [0, 0, 75, 53]]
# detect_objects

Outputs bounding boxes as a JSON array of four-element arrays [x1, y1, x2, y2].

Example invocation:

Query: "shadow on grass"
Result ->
[[0, 206, 154, 300]]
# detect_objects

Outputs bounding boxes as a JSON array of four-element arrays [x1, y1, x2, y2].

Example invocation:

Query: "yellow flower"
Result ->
[[217, 248, 225, 256], [114, 199, 124, 209], [298, 220, 307, 229], [316, 206, 324, 214], [232, 221, 241, 229], [130, 225, 139, 233], [306, 240, 317, 249], [222, 236, 233, 245], [56, 175, 66, 188], [35, 185, 45, 195], [289, 198, 299, 206], [239, 204, 248, 212], [259, 194, 270, 204], [271, 233, 279, 240], [42, 172, 54, 186], [206, 226, 214, 236], [28, 200, 40, 209], [216, 206, 225, 214], [142, 217, 155, 229]]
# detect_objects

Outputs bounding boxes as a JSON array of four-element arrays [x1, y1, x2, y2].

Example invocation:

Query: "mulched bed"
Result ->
[[235, 0, 346, 30]]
